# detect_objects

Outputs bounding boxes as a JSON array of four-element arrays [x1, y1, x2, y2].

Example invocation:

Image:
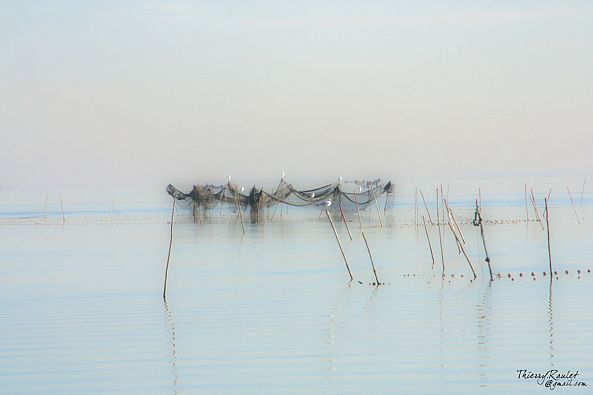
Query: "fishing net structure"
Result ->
[[166, 179, 393, 223]]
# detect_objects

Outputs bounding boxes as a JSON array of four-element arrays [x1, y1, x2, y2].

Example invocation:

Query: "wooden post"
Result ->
[[530, 189, 544, 230], [163, 198, 176, 300], [353, 190, 363, 230], [362, 231, 380, 285], [580, 176, 586, 207], [371, 188, 383, 228], [414, 186, 418, 227], [60, 197, 65, 224], [422, 215, 435, 269], [436, 188, 445, 275], [545, 197, 552, 278], [338, 205, 353, 241], [444, 199, 466, 244], [235, 189, 245, 235], [475, 199, 493, 281], [524, 183, 529, 222], [419, 189, 433, 225], [43, 194, 48, 221], [447, 219, 477, 279], [567, 187, 581, 224], [325, 210, 353, 281]]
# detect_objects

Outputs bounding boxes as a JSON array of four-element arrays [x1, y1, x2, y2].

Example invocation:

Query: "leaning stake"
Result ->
[[339, 204, 353, 241], [163, 198, 176, 300], [326, 209, 353, 281], [353, 190, 363, 230], [566, 187, 581, 224], [419, 189, 433, 225], [447, 219, 477, 279], [422, 215, 435, 269], [60, 197, 65, 224], [362, 231, 380, 285], [436, 188, 445, 275], [234, 188, 245, 234]]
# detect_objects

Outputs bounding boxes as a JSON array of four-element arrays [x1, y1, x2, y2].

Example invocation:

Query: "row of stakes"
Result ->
[[162, 188, 580, 299]]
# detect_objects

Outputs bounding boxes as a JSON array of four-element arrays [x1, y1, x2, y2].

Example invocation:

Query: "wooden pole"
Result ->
[[580, 176, 586, 207], [414, 186, 418, 227], [419, 189, 433, 225], [436, 188, 445, 275], [325, 210, 353, 281], [524, 183, 529, 222], [443, 199, 462, 254], [567, 187, 581, 224], [234, 188, 245, 235], [447, 219, 477, 279], [361, 231, 380, 285], [338, 204, 353, 241], [440, 185, 446, 225], [475, 199, 493, 281], [163, 198, 176, 300], [545, 197, 552, 278], [444, 199, 466, 244], [60, 197, 65, 224], [530, 189, 544, 230], [353, 190, 363, 230], [43, 194, 48, 221], [371, 188, 383, 228], [422, 215, 435, 269]]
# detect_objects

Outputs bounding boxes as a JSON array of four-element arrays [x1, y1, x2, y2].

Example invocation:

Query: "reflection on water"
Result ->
[[477, 282, 491, 389], [0, 203, 592, 394], [164, 301, 178, 395], [549, 279, 554, 368]]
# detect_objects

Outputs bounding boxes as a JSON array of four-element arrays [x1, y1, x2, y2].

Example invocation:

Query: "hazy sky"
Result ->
[[1, 1, 592, 187]]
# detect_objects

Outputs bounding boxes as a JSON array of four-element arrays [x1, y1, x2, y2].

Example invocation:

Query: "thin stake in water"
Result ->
[[325, 210, 353, 281], [361, 231, 380, 285], [338, 204, 353, 241], [163, 198, 176, 300], [60, 197, 65, 224], [422, 215, 435, 269], [473, 199, 492, 281], [524, 183, 529, 222], [566, 187, 581, 224], [545, 197, 553, 279], [419, 188, 433, 225], [353, 189, 363, 230], [580, 176, 586, 207], [436, 188, 445, 275], [447, 214, 477, 279], [43, 194, 48, 221], [530, 189, 544, 230]]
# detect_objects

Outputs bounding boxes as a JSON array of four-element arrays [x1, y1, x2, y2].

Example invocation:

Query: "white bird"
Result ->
[[282, 171, 285, 179], [241, 187, 244, 193]]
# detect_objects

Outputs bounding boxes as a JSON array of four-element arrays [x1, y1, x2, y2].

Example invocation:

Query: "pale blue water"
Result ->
[[1, 181, 592, 394]]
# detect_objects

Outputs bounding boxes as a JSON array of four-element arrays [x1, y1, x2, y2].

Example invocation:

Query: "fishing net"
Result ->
[[166, 179, 393, 222]]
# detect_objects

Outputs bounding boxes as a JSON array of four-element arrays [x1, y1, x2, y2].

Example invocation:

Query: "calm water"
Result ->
[[1, 181, 592, 394]]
